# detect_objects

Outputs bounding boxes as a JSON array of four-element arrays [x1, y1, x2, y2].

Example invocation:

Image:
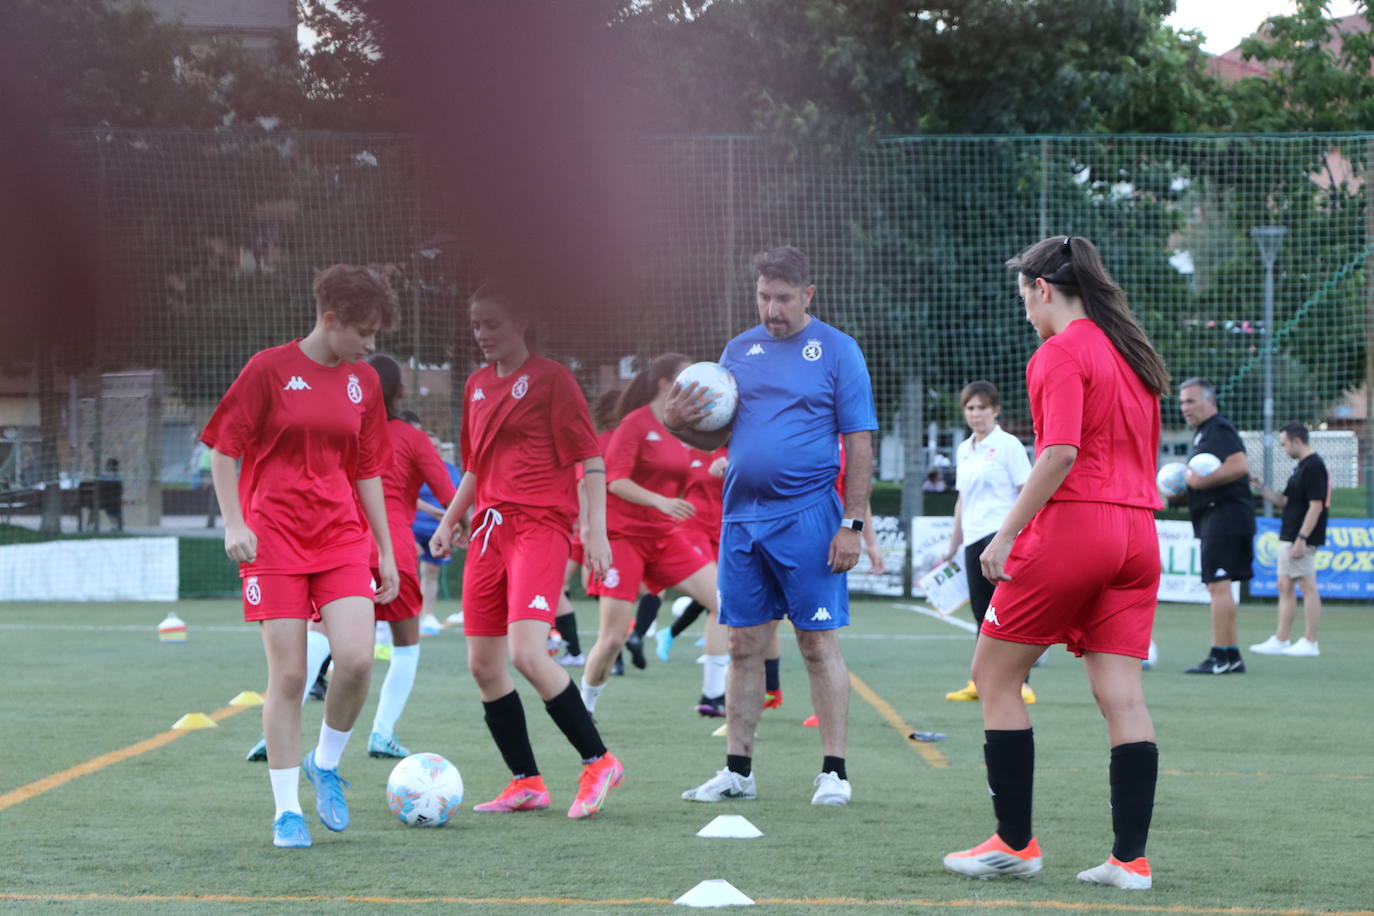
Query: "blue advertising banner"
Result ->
[[1251, 518, 1374, 598]]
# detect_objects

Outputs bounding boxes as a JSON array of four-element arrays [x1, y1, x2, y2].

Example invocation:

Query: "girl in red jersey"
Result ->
[[654, 446, 728, 662], [580, 353, 729, 717], [429, 286, 622, 820], [942, 237, 1170, 890], [360, 354, 457, 759], [202, 264, 401, 849]]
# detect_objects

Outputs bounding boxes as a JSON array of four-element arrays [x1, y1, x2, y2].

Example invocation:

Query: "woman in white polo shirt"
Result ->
[[940, 381, 1034, 703]]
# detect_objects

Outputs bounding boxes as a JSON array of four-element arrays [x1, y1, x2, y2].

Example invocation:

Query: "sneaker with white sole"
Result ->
[[810, 771, 851, 805], [943, 834, 1042, 879], [682, 767, 757, 802], [419, 614, 442, 636], [272, 811, 311, 848], [1077, 855, 1152, 890], [1249, 635, 1291, 655], [1281, 637, 1319, 657], [556, 652, 586, 667]]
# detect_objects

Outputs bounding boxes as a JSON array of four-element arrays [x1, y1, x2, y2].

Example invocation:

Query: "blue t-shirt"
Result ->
[[412, 460, 462, 539], [719, 317, 877, 521]]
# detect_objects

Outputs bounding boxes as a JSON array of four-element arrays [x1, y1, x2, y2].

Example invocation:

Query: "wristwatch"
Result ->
[[841, 518, 864, 532], [1295, 533, 1308, 541]]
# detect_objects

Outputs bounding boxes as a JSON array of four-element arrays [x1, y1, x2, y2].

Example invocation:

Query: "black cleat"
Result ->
[[1184, 654, 1244, 674], [308, 673, 329, 700], [695, 695, 726, 718], [625, 633, 648, 670], [612, 656, 625, 676]]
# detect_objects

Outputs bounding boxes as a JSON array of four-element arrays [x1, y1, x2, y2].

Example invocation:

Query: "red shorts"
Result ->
[[242, 565, 375, 622], [681, 526, 719, 564], [983, 502, 1159, 659], [462, 510, 570, 637], [372, 567, 422, 622], [587, 529, 711, 601], [569, 541, 584, 568]]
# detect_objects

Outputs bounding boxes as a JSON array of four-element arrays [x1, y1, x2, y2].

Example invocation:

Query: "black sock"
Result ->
[[1110, 741, 1158, 862], [543, 681, 607, 762], [671, 600, 707, 637], [1225, 646, 1242, 662], [726, 754, 751, 777], [554, 612, 581, 656], [482, 690, 538, 778], [633, 593, 662, 638], [764, 657, 780, 692], [821, 755, 846, 780], [984, 728, 1034, 851]]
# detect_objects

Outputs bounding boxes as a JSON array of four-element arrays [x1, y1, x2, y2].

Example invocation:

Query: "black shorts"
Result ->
[[1199, 533, 1254, 583]]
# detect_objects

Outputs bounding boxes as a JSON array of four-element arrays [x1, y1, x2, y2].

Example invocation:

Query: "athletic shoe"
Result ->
[[763, 689, 783, 709], [1032, 649, 1049, 668], [943, 834, 1043, 879], [696, 695, 726, 718], [473, 775, 550, 812], [302, 749, 350, 832], [811, 771, 851, 805], [802, 713, 819, 727], [625, 633, 648, 670], [419, 614, 442, 636], [568, 751, 623, 819], [1249, 635, 1291, 655], [655, 629, 675, 661], [307, 673, 328, 701], [272, 811, 311, 848], [445, 612, 464, 626], [695, 636, 706, 647], [682, 767, 757, 802], [1077, 855, 1152, 890], [246, 734, 267, 762], [367, 732, 410, 759], [556, 652, 586, 667], [946, 680, 979, 701], [1020, 684, 1037, 704], [1184, 654, 1243, 674], [374, 643, 393, 662], [1281, 637, 1319, 657], [611, 656, 625, 676]]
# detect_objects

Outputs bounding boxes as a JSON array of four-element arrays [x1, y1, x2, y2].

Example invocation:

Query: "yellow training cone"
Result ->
[[712, 723, 728, 738], [228, 691, 264, 707], [171, 713, 217, 730]]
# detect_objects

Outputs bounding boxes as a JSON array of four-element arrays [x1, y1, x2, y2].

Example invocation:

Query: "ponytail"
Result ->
[[365, 353, 403, 420], [617, 352, 691, 421]]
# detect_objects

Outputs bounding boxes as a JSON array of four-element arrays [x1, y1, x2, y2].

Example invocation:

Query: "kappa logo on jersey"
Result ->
[[283, 376, 312, 391], [527, 594, 550, 611], [646, 431, 662, 441], [603, 567, 621, 588], [1192, 432, 1203, 446], [690, 459, 703, 468], [346, 373, 363, 404], [747, 343, 766, 356], [512, 374, 530, 400], [811, 606, 832, 622], [802, 339, 823, 361], [984, 606, 1001, 626], [471, 388, 486, 402], [244, 576, 262, 606]]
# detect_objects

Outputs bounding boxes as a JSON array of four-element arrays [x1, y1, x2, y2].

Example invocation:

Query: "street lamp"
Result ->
[[1251, 225, 1287, 517]]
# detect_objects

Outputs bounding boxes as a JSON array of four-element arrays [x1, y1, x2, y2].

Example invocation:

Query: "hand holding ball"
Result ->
[[672, 362, 738, 431]]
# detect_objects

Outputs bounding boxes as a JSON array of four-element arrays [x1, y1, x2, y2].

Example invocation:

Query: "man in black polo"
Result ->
[[1179, 378, 1254, 675]]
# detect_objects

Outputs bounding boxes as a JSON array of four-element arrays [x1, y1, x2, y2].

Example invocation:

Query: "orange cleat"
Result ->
[[943, 834, 1043, 879], [472, 775, 550, 812], [763, 689, 783, 710], [568, 751, 624, 819], [1077, 855, 1152, 890]]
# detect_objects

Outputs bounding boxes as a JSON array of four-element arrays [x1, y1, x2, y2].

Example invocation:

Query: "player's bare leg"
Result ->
[[795, 628, 849, 757], [1206, 579, 1238, 646], [585, 596, 634, 688], [970, 636, 1043, 731], [315, 597, 376, 732], [672, 563, 728, 715], [260, 619, 308, 768], [724, 621, 774, 757]]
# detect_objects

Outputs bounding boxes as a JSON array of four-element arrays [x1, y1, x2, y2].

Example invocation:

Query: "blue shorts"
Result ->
[[718, 496, 849, 631], [413, 524, 450, 566]]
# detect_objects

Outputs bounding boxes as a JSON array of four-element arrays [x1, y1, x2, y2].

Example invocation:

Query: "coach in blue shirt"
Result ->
[[665, 246, 878, 807]]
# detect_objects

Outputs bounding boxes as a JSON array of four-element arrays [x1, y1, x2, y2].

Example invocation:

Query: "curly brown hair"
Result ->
[[314, 264, 400, 331]]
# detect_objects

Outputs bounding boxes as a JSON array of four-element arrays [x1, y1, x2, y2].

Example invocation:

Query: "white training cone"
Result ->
[[673, 879, 755, 907], [696, 815, 763, 839]]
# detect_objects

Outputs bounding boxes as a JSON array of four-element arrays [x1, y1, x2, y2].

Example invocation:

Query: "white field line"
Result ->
[[893, 602, 980, 634]]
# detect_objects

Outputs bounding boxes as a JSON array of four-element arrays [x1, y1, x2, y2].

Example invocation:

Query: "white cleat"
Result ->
[[1249, 635, 1291, 655], [943, 835, 1043, 879], [1281, 637, 1319, 657], [810, 771, 852, 805], [1077, 856, 1152, 890], [681, 768, 757, 802]]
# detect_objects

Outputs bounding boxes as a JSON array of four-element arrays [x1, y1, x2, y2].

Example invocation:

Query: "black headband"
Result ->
[[1023, 236, 1078, 288]]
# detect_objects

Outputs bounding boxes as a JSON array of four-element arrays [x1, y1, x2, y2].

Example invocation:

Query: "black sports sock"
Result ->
[[544, 681, 607, 762], [821, 755, 847, 780], [1110, 741, 1158, 862], [633, 593, 662, 638], [554, 612, 581, 656], [726, 754, 752, 778], [483, 690, 538, 778], [671, 600, 707, 637], [1225, 646, 1242, 663], [764, 657, 780, 692], [984, 728, 1034, 851]]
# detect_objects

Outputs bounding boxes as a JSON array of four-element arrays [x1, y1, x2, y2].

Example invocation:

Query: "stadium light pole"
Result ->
[[1252, 225, 1287, 518]]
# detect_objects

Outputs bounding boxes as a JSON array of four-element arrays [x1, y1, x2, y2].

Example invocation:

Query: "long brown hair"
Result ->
[[1008, 236, 1170, 397], [617, 352, 691, 421]]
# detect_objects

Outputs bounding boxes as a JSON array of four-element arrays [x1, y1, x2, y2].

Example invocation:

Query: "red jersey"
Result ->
[[683, 446, 726, 539], [1026, 319, 1161, 510], [373, 418, 458, 572], [201, 341, 392, 575], [461, 355, 600, 531], [605, 405, 695, 540]]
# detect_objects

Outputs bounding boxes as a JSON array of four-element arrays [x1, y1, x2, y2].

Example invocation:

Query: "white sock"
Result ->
[[372, 643, 419, 738], [703, 654, 729, 698], [269, 767, 302, 818], [314, 722, 352, 771], [580, 676, 605, 713], [300, 630, 331, 706]]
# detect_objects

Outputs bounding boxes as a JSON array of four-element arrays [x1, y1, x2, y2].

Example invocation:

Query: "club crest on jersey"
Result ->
[[512, 375, 530, 400], [346, 373, 363, 404], [802, 339, 823, 362], [245, 576, 262, 606]]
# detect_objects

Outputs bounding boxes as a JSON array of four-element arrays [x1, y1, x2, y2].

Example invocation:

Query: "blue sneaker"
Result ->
[[272, 811, 311, 848], [655, 629, 675, 662], [367, 732, 410, 759], [246, 734, 267, 762], [302, 749, 350, 832]]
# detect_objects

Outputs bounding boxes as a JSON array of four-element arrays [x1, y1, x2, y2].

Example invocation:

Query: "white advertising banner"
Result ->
[[909, 517, 957, 598], [848, 514, 906, 597], [0, 536, 179, 602]]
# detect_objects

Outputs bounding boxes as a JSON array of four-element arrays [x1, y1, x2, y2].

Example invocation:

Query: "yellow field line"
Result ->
[[849, 671, 949, 768], [0, 704, 251, 812], [1, 894, 1368, 914]]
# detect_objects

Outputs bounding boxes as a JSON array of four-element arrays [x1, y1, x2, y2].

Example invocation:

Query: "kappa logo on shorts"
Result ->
[[283, 376, 311, 391], [471, 388, 486, 402], [346, 373, 363, 404], [802, 339, 823, 362], [646, 431, 662, 441], [747, 343, 765, 356], [245, 576, 262, 606], [1214, 569, 1227, 578], [512, 375, 530, 400], [811, 606, 832, 622], [527, 594, 550, 611], [603, 567, 621, 588], [984, 606, 1001, 626]]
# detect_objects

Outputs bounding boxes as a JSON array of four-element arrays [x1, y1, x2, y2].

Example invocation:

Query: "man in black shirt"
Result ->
[[1179, 379, 1255, 675], [1251, 423, 1328, 658]]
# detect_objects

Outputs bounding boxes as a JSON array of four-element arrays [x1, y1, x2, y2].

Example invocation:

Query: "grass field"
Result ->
[[2, 597, 1372, 915]]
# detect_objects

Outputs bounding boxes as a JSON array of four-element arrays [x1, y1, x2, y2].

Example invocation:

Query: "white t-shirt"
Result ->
[[955, 424, 1032, 545]]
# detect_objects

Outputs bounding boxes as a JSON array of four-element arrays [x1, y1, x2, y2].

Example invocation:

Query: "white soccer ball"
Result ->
[[1188, 452, 1222, 477], [386, 753, 463, 827], [674, 362, 738, 431], [1156, 461, 1188, 498], [671, 595, 693, 618]]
